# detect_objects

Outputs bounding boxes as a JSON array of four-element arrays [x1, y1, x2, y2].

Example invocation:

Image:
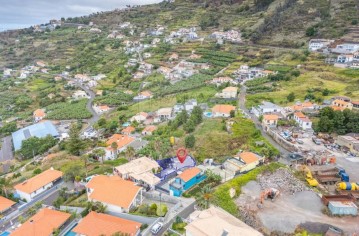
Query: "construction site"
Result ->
[[235, 167, 359, 235]]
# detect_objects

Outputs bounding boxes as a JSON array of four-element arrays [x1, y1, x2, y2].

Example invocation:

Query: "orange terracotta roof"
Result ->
[[33, 109, 45, 118], [263, 114, 279, 121], [291, 105, 303, 111], [122, 126, 135, 134], [14, 168, 63, 194], [239, 152, 259, 164], [302, 102, 313, 108], [294, 112, 306, 118], [11, 208, 70, 236], [0, 196, 16, 212], [352, 101, 359, 105], [212, 105, 236, 115], [86, 175, 141, 209], [143, 125, 157, 133], [73, 212, 141, 236], [98, 105, 110, 110], [140, 91, 152, 97], [106, 134, 135, 151], [178, 167, 201, 182]]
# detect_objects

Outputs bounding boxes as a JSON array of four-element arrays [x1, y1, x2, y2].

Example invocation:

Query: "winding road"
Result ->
[[75, 82, 99, 129]]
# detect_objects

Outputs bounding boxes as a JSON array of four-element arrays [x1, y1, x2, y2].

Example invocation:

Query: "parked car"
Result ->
[[296, 139, 304, 144], [151, 222, 163, 235], [312, 137, 321, 145]]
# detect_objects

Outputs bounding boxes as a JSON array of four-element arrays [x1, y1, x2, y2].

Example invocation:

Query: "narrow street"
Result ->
[[238, 85, 290, 156], [75, 82, 99, 129]]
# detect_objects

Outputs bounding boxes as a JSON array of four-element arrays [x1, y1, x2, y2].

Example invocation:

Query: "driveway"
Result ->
[[0, 136, 14, 173]]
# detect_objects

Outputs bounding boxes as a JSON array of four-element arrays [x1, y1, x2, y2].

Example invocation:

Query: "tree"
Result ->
[[185, 135, 196, 148], [184, 119, 196, 133], [287, 92, 295, 102], [230, 110, 235, 118], [111, 142, 118, 153], [33, 168, 42, 175], [125, 146, 136, 160], [18, 135, 57, 159], [191, 106, 203, 125], [66, 124, 86, 156], [197, 184, 213, 209], [93, 148, 106, 163], [0, 177, 11, 198]]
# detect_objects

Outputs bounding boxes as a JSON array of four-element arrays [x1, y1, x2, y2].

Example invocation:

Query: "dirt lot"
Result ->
[[236, 168, 359, 235]]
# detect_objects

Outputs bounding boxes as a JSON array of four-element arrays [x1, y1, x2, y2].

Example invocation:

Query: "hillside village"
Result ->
[[0, 0, 358, 235]]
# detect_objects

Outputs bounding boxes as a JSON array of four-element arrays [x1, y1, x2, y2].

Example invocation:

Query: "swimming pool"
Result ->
[[122, 122, 130, 127], [63, 223, 78, 236], [204, 112, 212, 118], [0, 232, 10, 236]]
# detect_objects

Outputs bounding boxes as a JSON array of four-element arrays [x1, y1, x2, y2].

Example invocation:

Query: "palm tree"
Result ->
[[197, 184, 213, 210], [111, 142, 118, 158], [125, 146, 136, 160], [81, 154, 89, 177], [0, 177, 11, 198], [93, 148, 106, 163]]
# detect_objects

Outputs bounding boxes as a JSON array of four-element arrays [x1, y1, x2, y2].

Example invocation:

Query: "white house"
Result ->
[[72, 90, 89, 100], [184, 99, 198, 112], [212, 104, 236, 118], [215, 87, 238, 99], [155, 107, 173, 122], [308, 39, 334, 51], [293, 112, 312, 130], [86, 175, 142, 213], [105, 134, 135, 159], [251, 101, 282, 117], [130, 112, 149, 123], [14, 168, 63, 202], [114, 157, 161, 190]]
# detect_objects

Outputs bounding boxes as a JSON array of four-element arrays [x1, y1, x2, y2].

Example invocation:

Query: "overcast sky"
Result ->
[[0, 0, 161, 30]]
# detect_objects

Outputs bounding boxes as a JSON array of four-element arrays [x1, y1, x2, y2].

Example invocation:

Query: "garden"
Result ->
[[130, 203, 168, 217]]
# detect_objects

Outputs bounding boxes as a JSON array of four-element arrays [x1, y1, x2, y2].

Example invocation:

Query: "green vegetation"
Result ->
[[130, 203, 168, 217], [212, 163, 284, 216], [18, 135, 57, 160], [94, 92, 133, 106], [46, 99, 92, 120], [315, 107, 359, 134], [0, 122, 17, 135]]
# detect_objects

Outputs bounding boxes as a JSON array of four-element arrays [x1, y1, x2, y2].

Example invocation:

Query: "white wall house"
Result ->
[[293, 112, 312, 130], [14, 168, 63, 202]]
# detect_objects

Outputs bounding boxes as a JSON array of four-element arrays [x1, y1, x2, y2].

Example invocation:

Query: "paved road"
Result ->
[[0, 136, 14, 173], [75, 83, 99, 129], [238, 86, 289, 156]]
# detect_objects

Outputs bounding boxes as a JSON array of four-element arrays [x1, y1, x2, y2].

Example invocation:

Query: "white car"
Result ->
[[151, 222, 163, 235]]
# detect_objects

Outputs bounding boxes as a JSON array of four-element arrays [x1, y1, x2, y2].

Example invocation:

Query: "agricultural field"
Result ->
[[46, 99, 92, 120]]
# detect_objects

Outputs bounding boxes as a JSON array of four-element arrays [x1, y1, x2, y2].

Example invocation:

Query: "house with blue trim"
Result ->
[[170, 167, 206, 197]]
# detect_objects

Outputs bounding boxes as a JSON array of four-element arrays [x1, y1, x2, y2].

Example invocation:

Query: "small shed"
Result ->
[[328, 201, 358, 216]]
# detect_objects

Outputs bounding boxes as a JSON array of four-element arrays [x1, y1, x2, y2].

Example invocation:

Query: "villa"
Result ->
[[170, 167, 206, 197], [105, 134, 135, 159]]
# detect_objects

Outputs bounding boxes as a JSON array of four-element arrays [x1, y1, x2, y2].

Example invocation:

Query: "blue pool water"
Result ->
[[64, 231, 76, 236], [63, 223, 78, 236], [204, 112, 212, 118], [122, 122, 130, 127], [0, 232, 10, 236]]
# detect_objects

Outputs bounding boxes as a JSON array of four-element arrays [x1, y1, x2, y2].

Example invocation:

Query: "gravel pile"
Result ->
[[257, 168, 310, 194]]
